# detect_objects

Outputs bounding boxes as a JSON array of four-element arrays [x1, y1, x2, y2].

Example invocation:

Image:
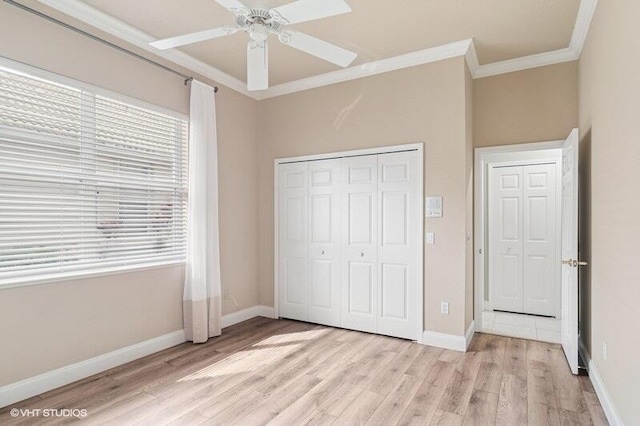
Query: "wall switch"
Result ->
[[602, 342, 607, 361], [441, 302, 449, 314], [425, 232, 435, 245]]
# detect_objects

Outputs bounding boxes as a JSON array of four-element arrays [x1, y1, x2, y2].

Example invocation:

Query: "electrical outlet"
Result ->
[[602, 342, 607, 361], [441, 302, 449, 314]]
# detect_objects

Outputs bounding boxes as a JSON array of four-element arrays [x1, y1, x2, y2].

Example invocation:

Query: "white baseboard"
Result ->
[[0, 304, 278, 409], [0, 330, 186, 409], [465, 320, 476, 350], [579, 339, 624, 426], [221, 305, 276, 328], [422, 321, 475, 352]]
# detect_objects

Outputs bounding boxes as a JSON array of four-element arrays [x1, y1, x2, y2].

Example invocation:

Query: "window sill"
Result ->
[[0, 261, 186, 291]]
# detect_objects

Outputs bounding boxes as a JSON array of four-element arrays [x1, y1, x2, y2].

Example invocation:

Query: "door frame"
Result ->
[[474, 140, 564, 332], [274, 143, 425, 342]]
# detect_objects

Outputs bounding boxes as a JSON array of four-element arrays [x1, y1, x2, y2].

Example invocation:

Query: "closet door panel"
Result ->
[[377, 151, 418, 339], [278, 162, 309, 321], [341, 156, 378, 333], [489, 166, 524, 313], [308, 159, 341, 326], [523, 163, 557, 317]]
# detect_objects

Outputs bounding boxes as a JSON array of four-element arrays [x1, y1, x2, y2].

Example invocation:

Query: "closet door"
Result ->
[[308, 159, 341, 326], [523, 163, 557, 316], [489, 166, 524, 313], [341, 155, 378, 333], [377, 152, 418, 339], [278, 162, 309, 321]]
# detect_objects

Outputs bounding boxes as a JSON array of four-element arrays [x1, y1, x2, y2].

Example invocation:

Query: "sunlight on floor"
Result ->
[[178, 329, 329, 382]]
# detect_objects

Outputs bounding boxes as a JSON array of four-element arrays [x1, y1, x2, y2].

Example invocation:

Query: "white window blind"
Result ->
[[0, 64, 188, 285]]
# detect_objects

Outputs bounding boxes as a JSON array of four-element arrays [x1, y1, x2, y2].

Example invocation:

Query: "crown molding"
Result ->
[[37, 0, 254, 99], [254, 39, 473, 100], [569, 0, 598, 56], [38, 0, 598, 98], [473, 47, 578, 79]]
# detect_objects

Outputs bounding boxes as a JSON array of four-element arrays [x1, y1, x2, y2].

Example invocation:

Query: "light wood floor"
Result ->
[[0, 317, 607, 425]]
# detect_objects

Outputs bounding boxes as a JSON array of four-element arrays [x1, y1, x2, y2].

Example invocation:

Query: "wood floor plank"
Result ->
[[462, 389, 499, 425], [335, 390, 385, 425], [496, 374, 528, 426], [528, 402, 560, 426], [504, 338, 528, 379], [0, 319, 607, 426], [549, 348, 588, 414], [396, 379, 447, 426], [430, 410, 464, 426], [365, 374, 423, 425], [583, 391, 608, 426], [405, 345, 443, 378], [437, 351, 483, 415]]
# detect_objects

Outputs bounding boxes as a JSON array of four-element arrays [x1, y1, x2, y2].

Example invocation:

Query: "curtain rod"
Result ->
[[4, 0, 219, 93]]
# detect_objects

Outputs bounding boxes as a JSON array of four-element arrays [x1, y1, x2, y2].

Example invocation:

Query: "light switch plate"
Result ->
[[425, 232, 435, 244]]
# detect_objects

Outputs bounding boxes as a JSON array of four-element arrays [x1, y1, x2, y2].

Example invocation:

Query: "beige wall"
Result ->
[[578, 0, 640, 423], [474, 61, 578, 147], [257, 57, 471, 336], [0, 2, 259, 386]]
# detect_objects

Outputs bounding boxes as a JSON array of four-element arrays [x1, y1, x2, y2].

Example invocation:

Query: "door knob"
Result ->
[[359, 252, 364, 257], [321, 250, 325, 255], [562, 259, 573, 265], [576, 260, 588, 267]]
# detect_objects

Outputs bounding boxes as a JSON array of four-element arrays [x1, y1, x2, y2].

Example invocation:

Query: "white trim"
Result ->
[[37, 0, 599, 96], [422, 320, 474, 353], [465, 320, 476, 350], [474, 48, 578, 79], [221, 305, 276, 328], [0, 261, 185, 291], [274, 143, 424, 342], [474, 140, 565, 332], [569, 0, 599, 57], [0, 330, 186, 409], [579, 341, 624, 426], [255, 40, 472, 100], [37, 0, 252, 98]]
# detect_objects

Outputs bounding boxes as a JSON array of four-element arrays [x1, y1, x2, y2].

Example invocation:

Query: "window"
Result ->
[[0, 62, 188, 286]]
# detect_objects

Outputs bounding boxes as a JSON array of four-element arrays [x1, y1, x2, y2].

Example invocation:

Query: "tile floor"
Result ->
[[481, 310, 561, 343]]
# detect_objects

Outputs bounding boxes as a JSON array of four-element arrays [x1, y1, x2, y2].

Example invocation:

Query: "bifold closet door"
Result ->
[[490, 166, 525, 313], [490, 164, 558, 317], [523, 163, 557, 317], [308, 159, 341, 326], [278, 162, 309, 321], [340, 155, 378, 333], [377, 152, 418, 339]]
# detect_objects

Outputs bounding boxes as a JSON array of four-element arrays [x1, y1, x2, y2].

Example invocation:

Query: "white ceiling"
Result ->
[[32, 0, 596, 99]]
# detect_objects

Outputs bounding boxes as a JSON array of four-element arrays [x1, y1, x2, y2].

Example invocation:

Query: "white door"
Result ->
[[523, 163, 558, 317], [377, 152, 418, 340], [341, 155, 378, 333], [490, 166, 524, 313], [308, 159, 341, 326], [561, 129, 580, 374], [278, 162, 309, 321]]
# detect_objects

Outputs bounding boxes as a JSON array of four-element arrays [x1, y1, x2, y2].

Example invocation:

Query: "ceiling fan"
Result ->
[[150, 0, 357, 91]]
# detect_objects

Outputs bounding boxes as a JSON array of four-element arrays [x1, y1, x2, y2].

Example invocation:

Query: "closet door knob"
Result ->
[[321, 250, 325, 255], [359, 252, 364, 257]]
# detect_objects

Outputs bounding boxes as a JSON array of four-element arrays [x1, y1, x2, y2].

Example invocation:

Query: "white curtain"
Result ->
[[184, 80, 222, 343]]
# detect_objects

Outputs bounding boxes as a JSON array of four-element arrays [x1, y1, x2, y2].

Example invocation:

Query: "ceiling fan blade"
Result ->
[[150, 26, 237, 50], [247, 41, 268, 91], [279, 31, 357, 67], [270, 0, 351, 24], [214, 0, 250, 14]]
